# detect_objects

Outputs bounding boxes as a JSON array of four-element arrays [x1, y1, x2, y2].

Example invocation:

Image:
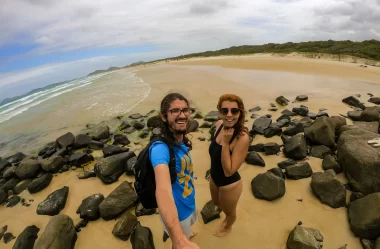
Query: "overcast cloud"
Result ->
[[1, 0, 379, 100]]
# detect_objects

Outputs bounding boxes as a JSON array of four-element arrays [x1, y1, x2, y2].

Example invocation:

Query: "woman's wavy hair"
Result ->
[[159, 93, 192, 150], [217, 94, 248, 136]]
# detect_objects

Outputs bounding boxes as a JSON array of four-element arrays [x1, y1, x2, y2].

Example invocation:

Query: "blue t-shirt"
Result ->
[[149, 141, 196, 221]]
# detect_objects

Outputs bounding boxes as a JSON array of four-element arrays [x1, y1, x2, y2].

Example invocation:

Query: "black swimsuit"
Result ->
[[209, 124, 241, 187]]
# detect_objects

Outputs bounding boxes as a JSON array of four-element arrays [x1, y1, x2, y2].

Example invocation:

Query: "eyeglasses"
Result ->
[[219, 108, 241, 115], [168, 108, 192, 116]]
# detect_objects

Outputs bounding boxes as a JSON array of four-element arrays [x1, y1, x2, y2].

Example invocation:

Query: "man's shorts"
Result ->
[[160, 209, 198, 239]]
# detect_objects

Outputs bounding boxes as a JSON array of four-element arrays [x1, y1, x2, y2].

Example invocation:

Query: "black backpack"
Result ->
[[134, 136, 177, 209]]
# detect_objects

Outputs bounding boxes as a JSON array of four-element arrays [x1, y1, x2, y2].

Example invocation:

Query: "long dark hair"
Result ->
[[217, 94, 248, 136], [159, 93, 192, 150]]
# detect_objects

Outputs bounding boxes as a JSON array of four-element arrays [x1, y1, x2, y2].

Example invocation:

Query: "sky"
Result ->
[[1, 0, 380, 101]]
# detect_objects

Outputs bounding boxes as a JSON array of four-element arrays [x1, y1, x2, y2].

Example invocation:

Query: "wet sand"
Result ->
[[2, 54, 380, 249]]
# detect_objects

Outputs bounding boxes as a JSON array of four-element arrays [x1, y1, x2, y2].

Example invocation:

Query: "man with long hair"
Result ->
[[149, 93, 199, 249]]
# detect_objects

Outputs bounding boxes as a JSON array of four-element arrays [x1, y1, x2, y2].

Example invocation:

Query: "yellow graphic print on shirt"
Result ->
[[177, 154, 194, 198]]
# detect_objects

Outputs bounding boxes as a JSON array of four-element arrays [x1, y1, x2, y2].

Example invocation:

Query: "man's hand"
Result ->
[[174, 236, 200, 249]]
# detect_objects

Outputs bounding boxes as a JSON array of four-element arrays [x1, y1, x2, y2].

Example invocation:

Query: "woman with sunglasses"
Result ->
[[209, 94, 250, 237]]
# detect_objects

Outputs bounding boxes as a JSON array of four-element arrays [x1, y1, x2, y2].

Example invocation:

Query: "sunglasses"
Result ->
[[219, 108, 242, 115], [168, 108, 192, 116]]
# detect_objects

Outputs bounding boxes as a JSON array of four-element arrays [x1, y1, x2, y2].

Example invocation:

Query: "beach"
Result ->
[[1, 54, 380, 249]]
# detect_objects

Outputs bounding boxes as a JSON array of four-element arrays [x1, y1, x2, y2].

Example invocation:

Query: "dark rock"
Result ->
[[91, 126, 110, 141], [300, 117, 314, 128], [264, 124, 282, 138], [369, 97, 380, 105], [276, 119, 290, 128], [83, 148, 93, 154], [77, 171, 96, 179], [348, 111, 363, 121], [264, 142, 280, 155], [199, 122, 212, 128], [286, 225, 323, 249], [6, 152, 27, 164], [198, 137, 206, 141], [305, 117, 336, 147], [268, 168, 285, 179], [268, 107, 278, 111], [102, 145, 129, 158], [129, 113, 143, 119], [296, 95, 308, 101], [74, 219, 88, 232], [265, 114, 272, 118], [281, 134, 292, 144], [135, 202, 156, 217], [88, 140, 104, 150], [112, 212, 138, 241], [322, 155, 342, 174], [309, 145, 331, 159], [12, 225, 40, 249], [307, 112, 318, 120], [73, 134, 92, 149], [286, 162, 313, 180], [330, 116, 347, 132], [113, 134, 131, 146], [95, 152, 136, 184], [125, 127, 137, 135], [99, 181, 138, 220], [130, 223, 155, 249], [248, 144, 265, 152], [281, 109, 297, 116], [350, 192, 365, 202], [15, 158, 41, 179], [252, 117, 272, 135], [139, 129, 150, 139], [76, 193, 104, 221], [361, 239, 374, 249], [249, 106, 261, 112], [250, 113, 260, 119], [270, 103, 276, 107], [133, 122, 145, 130], [360, 107, 380, 122], [41, 156, 64, 173], [120, 120, 134, 130], [283, 133, 308, 160], [13, 179, 32, 195], [276, 96, 289, 106], [52, 148, 67, 157], [126, 157, 137, 176], [3, 166, 16, 178], [37, 186, 69, 216], [348, 192, 380, 239], [7, 195, 21, 207], [337, 128, 380, 195], [56, 132, 75, 149], [69, 153, 93, 167], [251, 172, 285, 201], [278, 159, 297, 169], [204, 111, 220, 122], [147, 115, 161, 128], [292, 106, 309, 116], [186, 120, 199, 133], [283, 123, 304, 136], [311, 172, 346, 208], [59, 165, 70, 173], [0, 158, 11, 172], [1, 178, 20, 192], [38, 142, 56, 158], [35, 214, 77, 249], [353, 121, 379, 134], [3, 232, 15, 244], [316, 111, 329, 118], [245, 151, 265, 166], [343, 96, 366, 110], [201, 200, 221, 224]]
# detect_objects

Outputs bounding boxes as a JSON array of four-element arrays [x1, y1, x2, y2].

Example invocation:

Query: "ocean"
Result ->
[[0, 69, 151, 157]]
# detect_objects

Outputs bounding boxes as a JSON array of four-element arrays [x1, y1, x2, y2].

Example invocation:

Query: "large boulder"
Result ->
[[12, 225, 40, 249], [322, 155, 342, 174], [263, 124, 282, 138], [88, 140, 104, 150], [38, 142, 57, 159], [37, 186, 69, 216], [91, 126, 110, 141], [15, 158, 41, 179], [292, 106, 309, 117], [264, 142, 280, 155], [342, 96, 365, 110], [187, 119, 199, 133], [35, 214, 77, 249], [147, 115, 160, 128], [252, 117, 272, 134], [348, 193, 380, 239], [56, 132, 75, 149], [3, 166, 16, 178], [6, 152, 27, 164], [99, 181, 138, 220], [200, 200, 222, 224], [283, 123, 304, 136], [287, 225, 323, 249], [13, 179, 32, 195], [204, 111, 220, 122], [72, 134, 92, 149], [113, 134, 131, 146], [286, 162, 313, 180], [251, 172, 285, 201], [130, 223, 155, 249], [310, 172, 346, 208], [353, 121, 379, 134], [76, 193, 105, 221], [102, 145, 129, 158], [330, 116, 347, 132], [69, 153, 94, 167], [278, 159, 297, 169], [337, 127, 380, 195], [309, 145, 331, 159], [41, 156, 64, 173], [245, 151, 265, 167], [283, 133, 308, 160], [28, 173, 53, 194], [0, 178, 20, 192], [95, 152, 136, 184], [112, 212, 138, 240], [305, 117, 336, 147], [359, 107, 380, 122]]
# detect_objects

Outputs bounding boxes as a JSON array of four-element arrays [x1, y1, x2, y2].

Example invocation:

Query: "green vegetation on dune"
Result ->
[[87, 66, 121, 76], [155, 40, 380, 62]]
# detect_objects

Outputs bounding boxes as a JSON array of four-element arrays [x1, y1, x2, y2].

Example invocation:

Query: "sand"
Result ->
[[2, 54, 380, 249]]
